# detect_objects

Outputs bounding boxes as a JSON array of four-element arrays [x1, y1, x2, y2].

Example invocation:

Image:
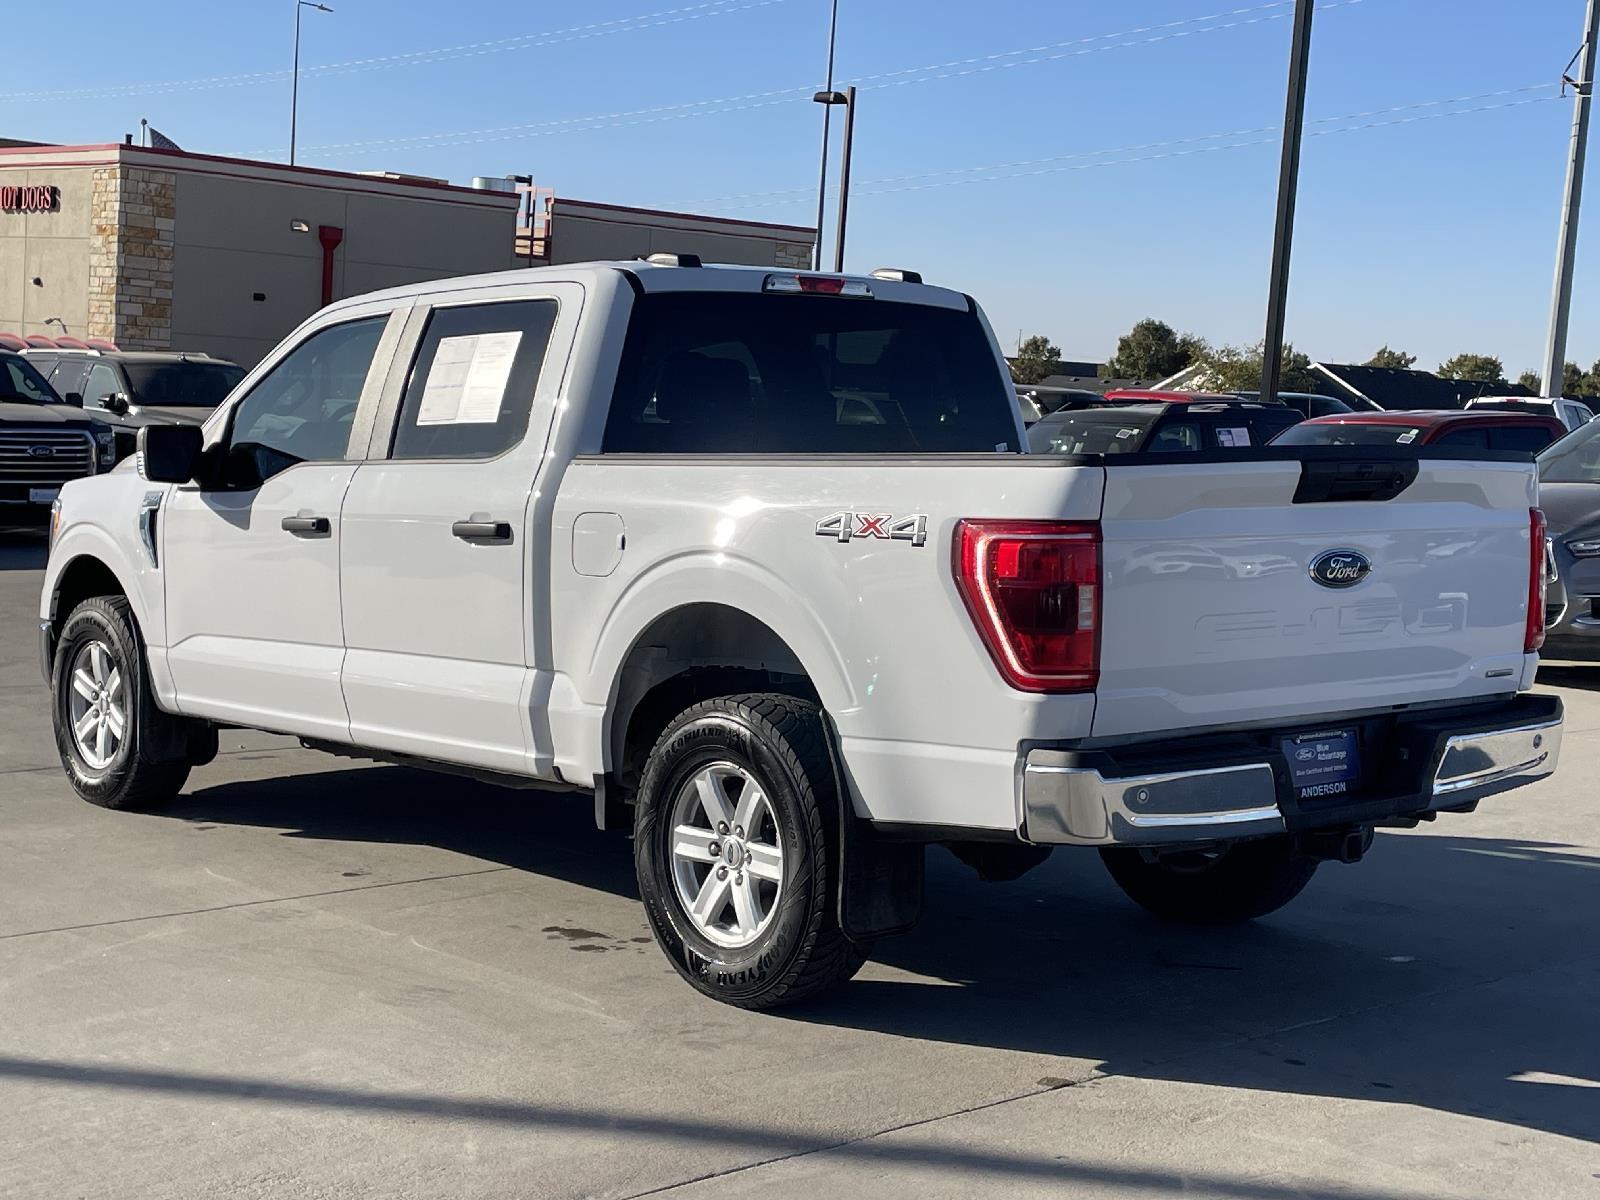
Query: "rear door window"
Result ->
[[1431, 426, 1490, 449], [1148, 422, 1201, 452], [390, 299, 558, 460], [604, 292, 1017, 454], [48, 359, 89, 397], [1490, 424, 1558, 453]]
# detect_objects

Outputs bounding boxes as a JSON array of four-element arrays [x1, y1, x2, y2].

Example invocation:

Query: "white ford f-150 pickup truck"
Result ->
[[39, 259, 1563, 1009]]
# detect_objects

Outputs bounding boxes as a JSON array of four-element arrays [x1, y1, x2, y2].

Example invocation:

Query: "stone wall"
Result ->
[[87, 166, 175, 349]]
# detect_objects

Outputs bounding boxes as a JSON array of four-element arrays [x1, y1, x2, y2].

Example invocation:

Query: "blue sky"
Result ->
[[6, 0, 1596, 373]]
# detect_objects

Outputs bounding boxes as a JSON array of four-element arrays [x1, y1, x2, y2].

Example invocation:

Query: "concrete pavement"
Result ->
[[0, 533, 1595, 1198]]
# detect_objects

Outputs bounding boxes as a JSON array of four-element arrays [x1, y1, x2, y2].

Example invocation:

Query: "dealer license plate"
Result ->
[[28, 488, 58, 504], [1281, 729, 1360, 800]]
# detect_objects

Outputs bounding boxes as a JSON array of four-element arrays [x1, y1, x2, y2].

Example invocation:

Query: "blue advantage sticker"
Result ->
[[1282, 729, 1360, 799]]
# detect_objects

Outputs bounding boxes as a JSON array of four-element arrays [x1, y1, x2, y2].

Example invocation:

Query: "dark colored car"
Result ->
[[1027, 402, 1303, 455], [0, 351, 115, 521], [22, 349, 245, 430], [1270, 409, 1566, 453], [1234, 390, 1367, 417], [1538, 421, 1600, 663]]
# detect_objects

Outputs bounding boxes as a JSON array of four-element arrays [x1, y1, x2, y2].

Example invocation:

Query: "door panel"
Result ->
[[163, 465, 357, 737], [159, 309, 401, 738], [340, 285, 581, 774]]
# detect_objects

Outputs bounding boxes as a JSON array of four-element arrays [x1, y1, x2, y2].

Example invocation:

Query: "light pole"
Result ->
[[813, 87, 855, 272], [811, 0, 840, 271], [290, 0, 334, 166]]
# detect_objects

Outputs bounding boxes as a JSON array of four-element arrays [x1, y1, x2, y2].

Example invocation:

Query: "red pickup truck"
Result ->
[[1271, 409, 1566, 453]]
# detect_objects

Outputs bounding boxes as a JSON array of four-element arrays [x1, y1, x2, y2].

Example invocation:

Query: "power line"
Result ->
[[688, 84, 1560, 207], [0, 0, 789, 103], [723, 87, 1563, 207], [274, 0, 1352, 159]]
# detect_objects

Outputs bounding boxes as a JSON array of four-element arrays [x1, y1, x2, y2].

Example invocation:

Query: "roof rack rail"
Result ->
[[870, 267, 922, 283], [642, 252, 702, 268]]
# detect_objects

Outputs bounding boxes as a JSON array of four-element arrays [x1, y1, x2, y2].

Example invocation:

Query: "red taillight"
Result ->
[[1527, 506, 1548, 653], [954, 520, 1101, 692]]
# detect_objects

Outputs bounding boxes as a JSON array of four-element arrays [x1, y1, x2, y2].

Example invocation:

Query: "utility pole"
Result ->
[[812, 0, 840, 271], [1541, 0, 1600, 397], [1260, 0, 1314, 406]]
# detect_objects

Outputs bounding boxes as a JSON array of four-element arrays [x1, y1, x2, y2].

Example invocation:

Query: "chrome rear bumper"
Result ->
[[1021, 703, 1562, 847]]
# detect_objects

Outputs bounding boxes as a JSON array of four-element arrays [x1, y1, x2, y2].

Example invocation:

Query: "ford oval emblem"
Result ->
[[1309, 549, 1371, 589], [28, 445, 53, 459]]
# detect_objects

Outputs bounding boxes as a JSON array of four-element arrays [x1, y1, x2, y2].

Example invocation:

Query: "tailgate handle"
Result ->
[[1294, 460, 1418, 504]]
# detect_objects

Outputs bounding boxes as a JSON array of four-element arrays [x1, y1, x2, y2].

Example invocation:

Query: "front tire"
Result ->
[[634, 693, 867, 1010], [1100, 837, 1319, 924], [52, 596, 191, 810]]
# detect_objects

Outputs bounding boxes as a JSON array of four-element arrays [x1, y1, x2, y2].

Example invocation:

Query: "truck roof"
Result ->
[[319, 260, 969, 316]]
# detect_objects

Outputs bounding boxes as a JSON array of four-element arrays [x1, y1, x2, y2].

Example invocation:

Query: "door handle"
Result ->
[[452, 519, 513, 542], [281, 515, 331, 535]]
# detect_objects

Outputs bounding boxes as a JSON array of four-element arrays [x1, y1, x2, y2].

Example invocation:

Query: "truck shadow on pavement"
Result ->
[[1538, 663, 1600, 692], [162, 764, 1599, 1147], [0, 531, 48, 571]]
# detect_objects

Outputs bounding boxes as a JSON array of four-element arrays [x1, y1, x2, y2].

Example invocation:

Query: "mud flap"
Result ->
[[822, 714, 924, 941]]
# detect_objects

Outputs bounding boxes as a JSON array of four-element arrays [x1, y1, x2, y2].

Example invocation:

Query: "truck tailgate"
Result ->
[[1093, 455, 1538, 739]]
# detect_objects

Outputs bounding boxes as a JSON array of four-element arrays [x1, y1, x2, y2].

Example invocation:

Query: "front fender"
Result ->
[[42, 471, 170, 643]]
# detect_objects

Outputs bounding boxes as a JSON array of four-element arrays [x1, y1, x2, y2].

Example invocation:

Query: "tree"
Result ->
[[1437, 353, 1505, 385], [1011, 334, 1061, 385], [1101, 318, 1208, 380], [1192, 340, 1317, 393], [1366, 346, 1417, 370], [1517, 369, 1543, 393]]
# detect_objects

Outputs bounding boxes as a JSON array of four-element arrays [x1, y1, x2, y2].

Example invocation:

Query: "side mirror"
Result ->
[[138, 424, 203, 484], [104, 393, 131, 415], [64, 391, 84, 407]]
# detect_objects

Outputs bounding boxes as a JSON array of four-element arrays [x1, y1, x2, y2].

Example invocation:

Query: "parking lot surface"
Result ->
[[0, 533, 1595, 1199]]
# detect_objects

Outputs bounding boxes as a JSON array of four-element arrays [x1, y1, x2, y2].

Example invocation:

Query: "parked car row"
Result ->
[[1538, 418, 1600, 663], [0, 346, 241, 523]]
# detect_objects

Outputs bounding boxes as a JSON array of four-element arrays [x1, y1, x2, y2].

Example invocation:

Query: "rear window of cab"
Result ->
[[603, 292, 1019, 454]]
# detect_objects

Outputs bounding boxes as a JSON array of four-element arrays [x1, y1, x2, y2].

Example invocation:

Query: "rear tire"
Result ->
[[634, 693, 867, 1010], [52, 596, 192, 810], [1100, 837, 1319, 924]]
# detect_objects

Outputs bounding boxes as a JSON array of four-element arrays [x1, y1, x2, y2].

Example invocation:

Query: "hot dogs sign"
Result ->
[[0, 184, 59, 213]]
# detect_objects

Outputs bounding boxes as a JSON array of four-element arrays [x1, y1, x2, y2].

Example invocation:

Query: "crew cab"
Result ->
[[39, 261, 1563, 1009]]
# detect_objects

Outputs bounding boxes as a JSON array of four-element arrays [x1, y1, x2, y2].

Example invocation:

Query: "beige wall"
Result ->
[[169, 171, 516, 365], [549, 207, 813, 270], [0, 164, 97, 339]]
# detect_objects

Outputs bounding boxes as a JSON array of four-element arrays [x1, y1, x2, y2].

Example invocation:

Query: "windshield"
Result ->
[[604, 293, 1019, 453], [1539, 421, 1600, 483], [0, 355, 62, 404], [1027, 409, 1158, 454], [1273, 421, 1427, 446], [124, 361, 246, 407]]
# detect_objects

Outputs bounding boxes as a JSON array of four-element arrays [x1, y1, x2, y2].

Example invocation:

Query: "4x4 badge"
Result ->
[[815, 511, 928, 546]]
